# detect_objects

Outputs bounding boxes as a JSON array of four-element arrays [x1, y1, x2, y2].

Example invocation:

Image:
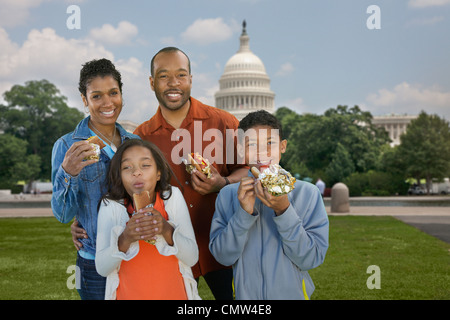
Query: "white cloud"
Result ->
[[0, 0, 90, 28], [406, 16, 444, 26], [276, 62, 294, 77], [0, 27, 153, 124], [181, 18, 235, 45], [277, 97, 312, 115], [0, 0, 48, 28], [365, 82, 450, 119], [88, 21, 139, 46], [409, 0, 450, 8]]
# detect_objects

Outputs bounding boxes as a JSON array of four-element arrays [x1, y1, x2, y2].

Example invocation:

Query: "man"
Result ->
[[134, 47, 248, 299], [315, 178, 326, 197]]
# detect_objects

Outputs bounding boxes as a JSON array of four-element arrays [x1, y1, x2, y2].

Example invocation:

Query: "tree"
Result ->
[[0, 80, 84, 180], [276, 105, 390, 185], [397, 111, 450, 194], [326, 142, 355, 186], [0, 134, 41, 189]]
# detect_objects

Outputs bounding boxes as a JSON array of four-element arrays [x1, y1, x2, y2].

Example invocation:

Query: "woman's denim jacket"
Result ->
[[51, 116, 140, 257]]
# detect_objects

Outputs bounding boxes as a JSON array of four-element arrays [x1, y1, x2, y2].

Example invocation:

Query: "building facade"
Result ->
[[372, 114, 417, 146], [215, 21, 275, 120]]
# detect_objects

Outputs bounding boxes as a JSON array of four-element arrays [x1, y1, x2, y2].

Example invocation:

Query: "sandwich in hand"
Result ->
[[184, 152, 212, 178], [133, 191, 156, 245], [251, 164, 296, 196], [83, 136, 106, 161]]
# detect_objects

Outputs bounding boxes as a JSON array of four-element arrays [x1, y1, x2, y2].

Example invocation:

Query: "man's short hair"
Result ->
[[150, 47, 191, 77]]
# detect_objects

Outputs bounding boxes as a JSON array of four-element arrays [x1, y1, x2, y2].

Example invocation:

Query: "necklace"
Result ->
[[89, 121, 118, 152]]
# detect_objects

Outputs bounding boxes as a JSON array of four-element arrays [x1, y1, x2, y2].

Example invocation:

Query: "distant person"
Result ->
[[209, 110, 329, 299], [95, 139, 200, 300], [316, 178, 326, 196], [133, 47, 248, 299], [51, 59, 139, 300]]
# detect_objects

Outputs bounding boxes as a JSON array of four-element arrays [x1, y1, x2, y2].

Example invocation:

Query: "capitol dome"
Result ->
[[215, 21, 275, 120]]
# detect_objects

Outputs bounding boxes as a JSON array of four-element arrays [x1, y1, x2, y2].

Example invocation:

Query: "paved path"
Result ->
[[1, 198, 449, 243]]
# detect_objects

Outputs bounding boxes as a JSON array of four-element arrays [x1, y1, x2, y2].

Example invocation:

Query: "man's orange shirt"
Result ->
[[134, 97, 244, 278]]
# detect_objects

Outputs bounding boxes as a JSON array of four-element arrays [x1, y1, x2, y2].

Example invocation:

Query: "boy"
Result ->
[[209, 110, 329, 300]]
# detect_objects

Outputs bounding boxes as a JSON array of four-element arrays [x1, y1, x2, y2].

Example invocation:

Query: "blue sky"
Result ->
[[1, 0, 449, 123]]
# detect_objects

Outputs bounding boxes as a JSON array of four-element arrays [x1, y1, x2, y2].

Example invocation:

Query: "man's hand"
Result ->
[[71, 218, 87, 251], [190, 165, 227, 195]]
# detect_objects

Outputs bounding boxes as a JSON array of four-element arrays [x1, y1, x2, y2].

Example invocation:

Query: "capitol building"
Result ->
[[214, 21, 275, 120]]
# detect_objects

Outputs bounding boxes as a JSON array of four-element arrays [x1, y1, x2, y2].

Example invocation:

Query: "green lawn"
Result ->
[[0, 216, 448, 300]]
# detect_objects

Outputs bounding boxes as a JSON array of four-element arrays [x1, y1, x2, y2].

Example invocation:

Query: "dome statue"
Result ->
[[215, 21, 275, 120]]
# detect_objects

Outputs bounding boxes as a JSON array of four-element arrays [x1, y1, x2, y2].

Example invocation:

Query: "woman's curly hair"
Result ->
[[78, 58, 123, 97]]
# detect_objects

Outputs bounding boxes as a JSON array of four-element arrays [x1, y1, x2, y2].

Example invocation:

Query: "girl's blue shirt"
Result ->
[[51, 116, 140, 258]]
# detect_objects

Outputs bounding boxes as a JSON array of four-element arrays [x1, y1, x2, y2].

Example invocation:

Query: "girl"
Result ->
[[51, 58, 139, 300], [95, 139, 200, 300]]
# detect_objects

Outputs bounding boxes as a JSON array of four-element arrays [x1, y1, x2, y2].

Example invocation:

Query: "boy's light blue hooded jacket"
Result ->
[[209, 173, 329, 300]]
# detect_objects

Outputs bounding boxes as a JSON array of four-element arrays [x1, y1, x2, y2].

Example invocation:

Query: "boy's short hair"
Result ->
[[238, 110, 284, 142]]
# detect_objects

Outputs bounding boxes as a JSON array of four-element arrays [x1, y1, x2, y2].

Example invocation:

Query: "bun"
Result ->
[[133, 191, 151, 211], [184, 152, 212, 178], [251, 166, 260, 178], [188, 153, 202, 172], [87, 136, 106, 149]]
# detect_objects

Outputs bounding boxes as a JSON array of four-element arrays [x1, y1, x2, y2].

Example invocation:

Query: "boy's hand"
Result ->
[[254, 180, 290, 215], [238, 177, 257, 214]]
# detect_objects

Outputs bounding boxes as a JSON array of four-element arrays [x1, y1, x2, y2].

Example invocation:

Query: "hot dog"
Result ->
[[252, 164, 296, 196], [132, 191, 156, 245], [184, 152, 212, 178]]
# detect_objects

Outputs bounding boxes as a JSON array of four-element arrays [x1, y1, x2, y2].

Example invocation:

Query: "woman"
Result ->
[[51, 58, 140, 300]]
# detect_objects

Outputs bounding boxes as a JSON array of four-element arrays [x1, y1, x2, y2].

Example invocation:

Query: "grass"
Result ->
[[0, 216, 448, 300]]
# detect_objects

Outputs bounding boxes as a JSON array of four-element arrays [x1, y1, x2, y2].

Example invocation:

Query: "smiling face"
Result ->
[[150, 50, 192, 112], [243, 125, 287, 170], [120, 145, 161, 201], [82, 75, 122, 127]]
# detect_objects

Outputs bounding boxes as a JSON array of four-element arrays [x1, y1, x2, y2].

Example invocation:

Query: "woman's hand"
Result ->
[[61, 141, 98, 176]]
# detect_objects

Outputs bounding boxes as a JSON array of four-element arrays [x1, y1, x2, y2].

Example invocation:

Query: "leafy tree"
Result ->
[[276, 105, 390, 185], [326, 142, 355, 186], [397, 111, 450, 193], [0, 134, 41, 189], [0, 80, 84, 180]]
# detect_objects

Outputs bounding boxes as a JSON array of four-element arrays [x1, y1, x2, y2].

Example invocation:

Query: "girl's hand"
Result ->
[[118, 212, 156, 252], [139, 206, 175, 246], [254, 180, 290, 216], [62, 141, 98, 176], [238, 177, 257, 214]]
